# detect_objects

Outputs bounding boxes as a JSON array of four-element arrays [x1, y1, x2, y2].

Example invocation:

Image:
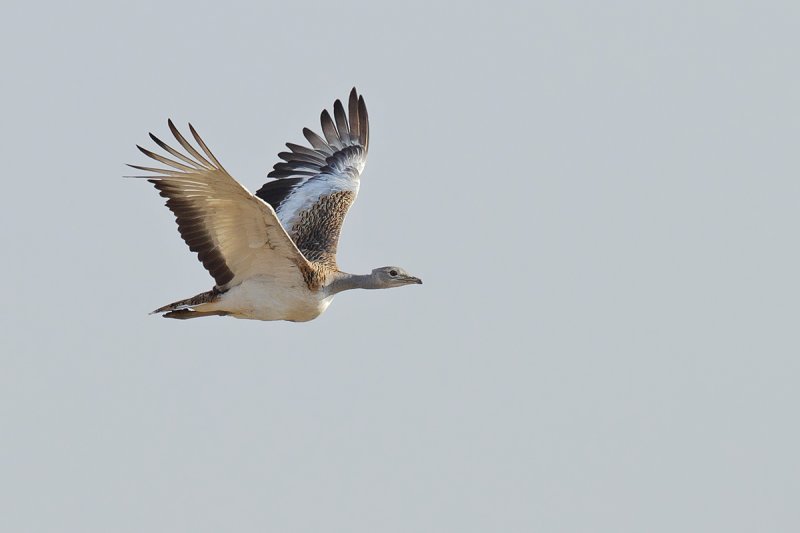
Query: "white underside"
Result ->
[[198, 277, 334, 322]]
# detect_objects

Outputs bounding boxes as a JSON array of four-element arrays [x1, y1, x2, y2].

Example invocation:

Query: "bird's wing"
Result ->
[[129, 121, 321, 291], [255, 88, 369, 268]]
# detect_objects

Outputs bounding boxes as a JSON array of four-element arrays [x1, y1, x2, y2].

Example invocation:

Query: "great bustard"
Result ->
[[129, 88, 421, 322]]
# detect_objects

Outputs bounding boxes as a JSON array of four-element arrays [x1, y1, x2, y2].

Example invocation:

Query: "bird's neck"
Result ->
[[326, 272, 379, 294]]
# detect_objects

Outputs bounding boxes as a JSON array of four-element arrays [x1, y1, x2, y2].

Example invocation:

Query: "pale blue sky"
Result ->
[[2, 1, 799, 531]]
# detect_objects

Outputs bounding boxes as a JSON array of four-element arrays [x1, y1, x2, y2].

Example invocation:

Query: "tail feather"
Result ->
[[163, 309, 229, 320], [151, 289, 221, 315]]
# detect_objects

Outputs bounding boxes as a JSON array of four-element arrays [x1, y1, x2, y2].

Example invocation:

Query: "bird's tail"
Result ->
[[162, 309, 229, 320], [151, 289, 223, 319]]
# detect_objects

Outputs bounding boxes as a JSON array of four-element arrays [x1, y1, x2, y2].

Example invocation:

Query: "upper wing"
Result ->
[[129, 121, 319, 291], [255, 88, 369, 268]]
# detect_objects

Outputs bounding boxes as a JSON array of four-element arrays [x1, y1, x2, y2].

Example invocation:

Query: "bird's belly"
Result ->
[[216, 278, 333, 322]]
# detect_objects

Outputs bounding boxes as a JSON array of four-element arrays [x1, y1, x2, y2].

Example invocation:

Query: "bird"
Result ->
[[128, 88, 422, 322]]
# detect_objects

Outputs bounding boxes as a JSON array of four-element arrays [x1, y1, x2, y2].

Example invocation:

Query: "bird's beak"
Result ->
[[408, 276, 423, 285]]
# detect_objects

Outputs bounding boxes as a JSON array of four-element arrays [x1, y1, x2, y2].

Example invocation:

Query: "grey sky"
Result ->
[[2, 1, 799, 531]]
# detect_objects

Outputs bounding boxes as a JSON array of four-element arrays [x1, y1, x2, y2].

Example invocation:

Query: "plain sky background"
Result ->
[[2, 1, 798, 531]]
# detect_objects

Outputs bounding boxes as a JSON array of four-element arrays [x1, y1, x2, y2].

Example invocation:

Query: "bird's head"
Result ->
[[371, 266, 423, 288]]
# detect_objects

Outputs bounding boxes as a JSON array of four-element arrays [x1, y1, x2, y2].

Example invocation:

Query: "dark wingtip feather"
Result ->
[[127, 163, 157, 172], [333, 99, 350, 144], [273, 160, 320, 172], [124, 163, 153, 178], [267, 169, 317, 178], [278, 151, 325, 166], [149, 131, 204, 169], [348, 88, 360, 141], [320, 109, 340, 147], [167, 119, 214, 168], [303, 127, 331, 152], [286, 142, 327, 160], [357, 95, 369, 149], [188, 122, 224, 169]]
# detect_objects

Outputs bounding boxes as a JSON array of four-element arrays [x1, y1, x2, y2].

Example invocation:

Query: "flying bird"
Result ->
[[129, 88, 421, 321]]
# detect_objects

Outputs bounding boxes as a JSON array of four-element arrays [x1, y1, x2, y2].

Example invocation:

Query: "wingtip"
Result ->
[[167, 119, 181, 138], [135, 144, 151, 157]]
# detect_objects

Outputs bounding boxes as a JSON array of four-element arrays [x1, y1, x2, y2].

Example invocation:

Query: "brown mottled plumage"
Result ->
[[291, 190, 356, 268]]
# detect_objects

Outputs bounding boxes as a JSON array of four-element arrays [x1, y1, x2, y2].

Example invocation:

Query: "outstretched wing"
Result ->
[[256, 88, 369, 268], [129, 121, 320, 291]]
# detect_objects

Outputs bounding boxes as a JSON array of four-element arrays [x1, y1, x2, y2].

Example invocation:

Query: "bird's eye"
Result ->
[[389, 270, 398, 276]]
